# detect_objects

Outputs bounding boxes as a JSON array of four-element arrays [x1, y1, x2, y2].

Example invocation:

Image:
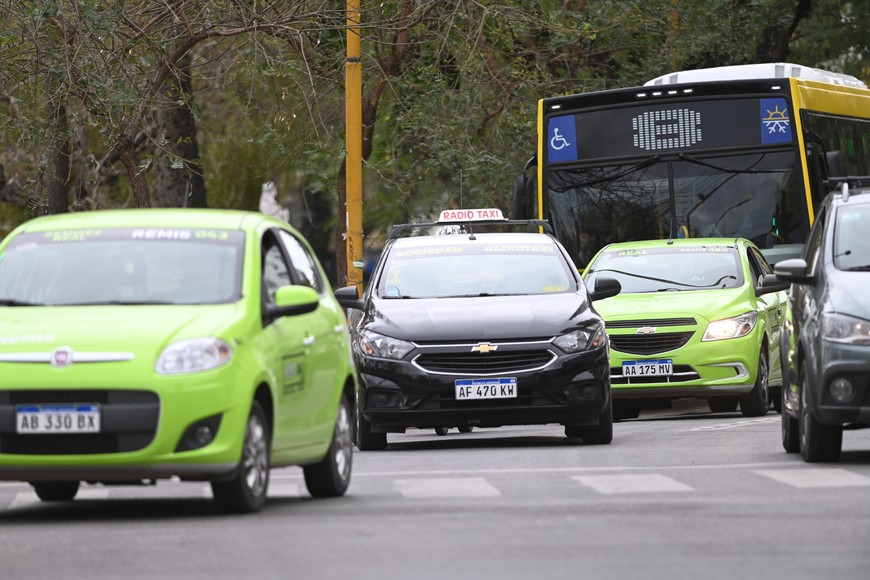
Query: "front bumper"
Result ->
[[811, 341, 870, 426], [355, 343, 611, 431]]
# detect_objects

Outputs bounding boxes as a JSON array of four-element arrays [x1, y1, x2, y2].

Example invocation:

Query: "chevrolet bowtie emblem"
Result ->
[[471, 342, 498, 353], [636, 327, 657, 335]]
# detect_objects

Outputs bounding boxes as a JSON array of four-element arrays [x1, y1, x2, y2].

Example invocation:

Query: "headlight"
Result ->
[[156, 338, 233, 374], [823, 313, 870, 345], [358, 330, 414, 360], [553, 323, 607, 353], [703, 312, 757, 341]]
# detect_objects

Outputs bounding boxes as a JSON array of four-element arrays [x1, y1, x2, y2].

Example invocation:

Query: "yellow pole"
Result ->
[[346, 0, 364, 296]]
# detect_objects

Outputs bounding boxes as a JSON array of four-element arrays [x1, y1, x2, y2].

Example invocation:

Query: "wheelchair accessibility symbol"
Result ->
[[550, 128, 570, 150]]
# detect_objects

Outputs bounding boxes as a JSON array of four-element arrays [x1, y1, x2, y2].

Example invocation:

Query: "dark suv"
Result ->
[[775, 183, 870, 462]]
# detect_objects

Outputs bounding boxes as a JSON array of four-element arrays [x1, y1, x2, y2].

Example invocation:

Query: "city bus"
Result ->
[[513, 63, 870, 268]]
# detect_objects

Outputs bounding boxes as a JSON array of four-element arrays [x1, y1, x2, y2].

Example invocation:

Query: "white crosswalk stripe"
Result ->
[[572, 473, 695, 494], [395, 477, 501, 498], [755, 468, 870, 488]]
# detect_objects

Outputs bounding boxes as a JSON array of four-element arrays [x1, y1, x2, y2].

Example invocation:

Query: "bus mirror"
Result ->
[[512, 174, 533, 220]]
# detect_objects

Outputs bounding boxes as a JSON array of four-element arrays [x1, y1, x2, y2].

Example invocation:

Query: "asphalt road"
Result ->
[[1, 402, 868, 580]]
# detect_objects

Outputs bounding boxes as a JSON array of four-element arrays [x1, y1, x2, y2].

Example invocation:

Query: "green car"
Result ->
[[582, 238, 790, 419], [0, 209, 356, 512]]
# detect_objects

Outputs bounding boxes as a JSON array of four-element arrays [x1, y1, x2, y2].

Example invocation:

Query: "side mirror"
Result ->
[[264, 285, 320, 319], [334, 285, 365, 310], [774, 258, 813, 285], [590, 276, 621, 301], [756, 273, 791, 296]]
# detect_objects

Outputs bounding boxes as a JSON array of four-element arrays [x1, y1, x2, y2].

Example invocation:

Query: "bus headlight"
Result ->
[[703, 312, 757, 341]]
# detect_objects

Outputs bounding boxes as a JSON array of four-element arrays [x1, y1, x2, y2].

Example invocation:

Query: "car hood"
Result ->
[[0, 304, 245, 355], [363, 293, 596, 341], [593, 288, 751, 324], [827, 270, 870, 317]]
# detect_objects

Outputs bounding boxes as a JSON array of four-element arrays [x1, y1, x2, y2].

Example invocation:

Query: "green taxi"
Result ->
[[0, 209, 356, 512], [582, 238, 790, 419]]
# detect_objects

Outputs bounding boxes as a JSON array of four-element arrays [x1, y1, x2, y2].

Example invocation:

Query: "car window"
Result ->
[[804, 205, 826, 276], [833, 204, 870, 270], [0, 229, 243, 305], [747, 246, 773, 285], [277, 230, 324, 293], [262, 234, 292, 307], [376, 239, 576, 298], [585, 245, 743, 293]]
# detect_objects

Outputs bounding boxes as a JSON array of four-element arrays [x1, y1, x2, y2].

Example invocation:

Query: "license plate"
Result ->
[[16, 404, 101, 434], [622, 360, 673, 377], [455, 378, 517, 400]]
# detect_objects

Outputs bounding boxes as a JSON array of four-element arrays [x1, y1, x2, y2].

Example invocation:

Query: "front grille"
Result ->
[[610, 364, 700, 385], [0, 389, 159, 455], [606, 318, 696, 329], [609, 332, 694, 355], [414, 350, 555, 375]]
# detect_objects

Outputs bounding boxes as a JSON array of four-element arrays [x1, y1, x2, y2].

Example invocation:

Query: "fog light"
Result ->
[[829, 378, 854, 403], [374, 393, 390, 407], [175, 414, 222, 452], [581, 386, 596, 399]]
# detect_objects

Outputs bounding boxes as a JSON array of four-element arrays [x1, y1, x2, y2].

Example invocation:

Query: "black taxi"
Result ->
[[335, 209, 620, 450]]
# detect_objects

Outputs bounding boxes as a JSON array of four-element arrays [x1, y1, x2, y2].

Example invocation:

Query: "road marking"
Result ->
[[685, 416, 780, 431], [755, 468, 870, 488], [395, 477, 501, 498], [268, 482, 301, 498], [573, 473, 694, 494]]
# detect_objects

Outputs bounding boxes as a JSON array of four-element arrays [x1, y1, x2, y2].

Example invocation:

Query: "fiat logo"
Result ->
[[51, 347, 74, 368]]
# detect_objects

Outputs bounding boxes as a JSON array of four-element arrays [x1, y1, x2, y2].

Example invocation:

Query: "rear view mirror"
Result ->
[[590, 276, 620, 301]]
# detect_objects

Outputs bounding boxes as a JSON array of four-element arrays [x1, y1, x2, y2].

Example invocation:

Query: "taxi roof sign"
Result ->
[[438, 208, 505, 222]]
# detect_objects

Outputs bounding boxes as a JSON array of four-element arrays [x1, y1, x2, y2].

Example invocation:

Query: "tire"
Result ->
[[740, 351, 769, 417], [354, 396, 387, 451], [613, 400, 641, 421], [304, 392, 353, 498], [458, 426, 474, 433], [211, 400, 270, 513], [782, 400, 800, 453], [566, 398, 613, 445], [434, 427, 449, 436], [772, 387, 783, 413], [799, 362, 842, 462], [707, 396, 739, 414], [31, 481, 80, 502]]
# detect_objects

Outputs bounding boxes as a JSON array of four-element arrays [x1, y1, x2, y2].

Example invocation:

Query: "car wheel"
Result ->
[[566, 397, 613, 445], [211, 400, 270, 513], [782, 395, 800, 453], [707, 396, 739, 414], [613, 400, 641, 421], [31, 481, 80, 502], [304, 392, 353, 498], [434, 427, 449, 436], [354, 396, 387, 451], [458, 426, 474, 433], [740, 351, 769, 417], [799, 362, 842, 462]]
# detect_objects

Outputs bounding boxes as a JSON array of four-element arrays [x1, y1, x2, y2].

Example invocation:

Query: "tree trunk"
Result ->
[[44, 102, 70, 215], [116, 135, 151, 208], [154, 53, 207, 208]]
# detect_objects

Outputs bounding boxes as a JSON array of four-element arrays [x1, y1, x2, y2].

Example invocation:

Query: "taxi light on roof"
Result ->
[[438, 208, 506, 223]]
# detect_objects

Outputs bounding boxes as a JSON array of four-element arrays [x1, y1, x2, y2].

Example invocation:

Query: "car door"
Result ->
[[256, 229, 320, 455], [748, 246, 785, 383], [275, 229, 346, 444]]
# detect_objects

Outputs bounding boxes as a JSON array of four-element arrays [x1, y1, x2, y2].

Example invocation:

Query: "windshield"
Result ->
[[0, 229, 244, 306], [377, 241, 577, 298], [585, 246, 744, 293], [547, 151, 805, 269], [834, 203, 870, 271]]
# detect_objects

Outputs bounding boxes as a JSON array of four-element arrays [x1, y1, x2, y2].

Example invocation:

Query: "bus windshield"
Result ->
[[547, 150, 806, 269]]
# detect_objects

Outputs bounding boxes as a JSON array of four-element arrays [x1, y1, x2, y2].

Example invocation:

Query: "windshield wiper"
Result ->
[[552, 155, 659, 191], [0, 298, 43, 306], [58, 300, 178, 306], [844, 265, 870, 271]]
